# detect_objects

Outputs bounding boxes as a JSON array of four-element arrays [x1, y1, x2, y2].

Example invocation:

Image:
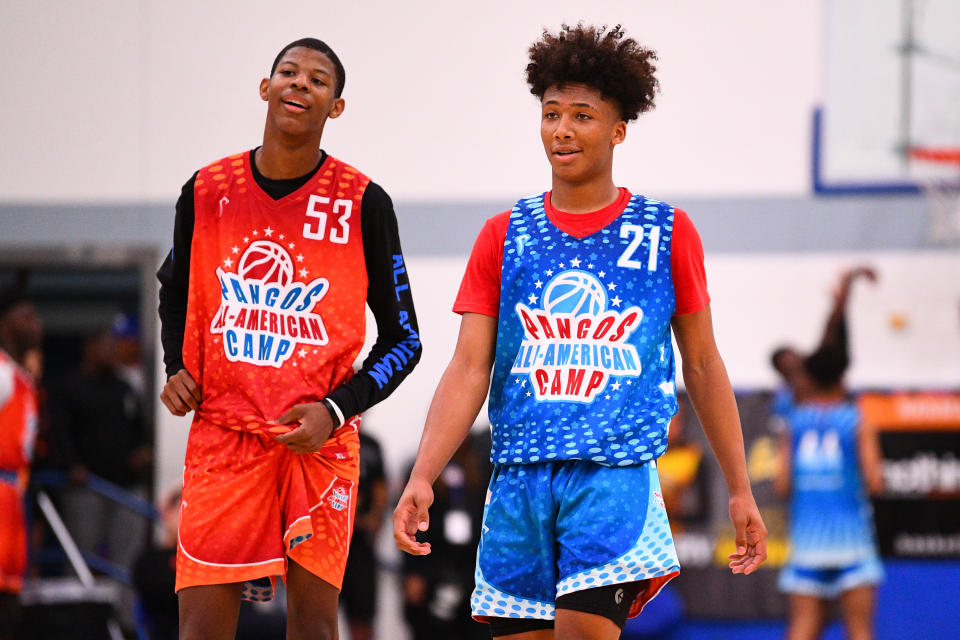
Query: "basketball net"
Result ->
[[909, 147, 960, 244]]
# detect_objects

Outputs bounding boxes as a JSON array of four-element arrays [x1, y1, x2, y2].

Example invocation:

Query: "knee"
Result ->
[[287, 606, 338, 640]]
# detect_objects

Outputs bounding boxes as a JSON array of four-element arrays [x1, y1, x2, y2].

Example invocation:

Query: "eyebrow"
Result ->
[[543, 99, 597, 109], [278, 61, 332, 76]]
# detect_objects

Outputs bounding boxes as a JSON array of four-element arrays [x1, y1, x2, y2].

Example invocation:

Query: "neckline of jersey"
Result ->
[[245, 148, 329, 207], [543, 187, 633, 239]]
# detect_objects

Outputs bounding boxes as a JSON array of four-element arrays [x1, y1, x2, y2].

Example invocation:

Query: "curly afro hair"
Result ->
[[526, 24, 659, 122]]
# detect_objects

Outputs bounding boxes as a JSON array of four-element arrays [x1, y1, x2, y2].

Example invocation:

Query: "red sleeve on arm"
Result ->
[[452, 211, 510, 317], [671, 208, 711, 315]]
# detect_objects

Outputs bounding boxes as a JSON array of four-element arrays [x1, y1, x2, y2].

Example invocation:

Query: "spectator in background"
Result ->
[[402, 431, 490, 640], [111, 313, 145, 397], [340, 430, 388, 640], [771, 267, 884, 640], [50, 327, 152, 574], [0, 282, 41, 640]]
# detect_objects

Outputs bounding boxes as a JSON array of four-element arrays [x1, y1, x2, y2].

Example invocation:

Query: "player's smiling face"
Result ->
[[260, 47, 344, 139], [540, 83, 626, 183]]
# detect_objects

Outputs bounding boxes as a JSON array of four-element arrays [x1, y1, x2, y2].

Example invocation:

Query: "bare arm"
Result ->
[[774, 431, 792, 499], [858, 418, 885, 496], [393, 312, 497, 555], [672, 305, 767, 574]]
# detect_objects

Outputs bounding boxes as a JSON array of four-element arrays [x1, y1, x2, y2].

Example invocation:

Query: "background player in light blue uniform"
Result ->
[[395, 24, 767, 640], [772, 267, 884, 640]]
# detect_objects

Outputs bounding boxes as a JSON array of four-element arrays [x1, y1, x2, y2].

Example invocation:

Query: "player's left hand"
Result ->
[[272, 402, 334, 454], [727, 491, 768, 575]]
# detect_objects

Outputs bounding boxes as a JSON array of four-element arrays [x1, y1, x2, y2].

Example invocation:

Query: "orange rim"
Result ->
[[909, 147, 960, 166]]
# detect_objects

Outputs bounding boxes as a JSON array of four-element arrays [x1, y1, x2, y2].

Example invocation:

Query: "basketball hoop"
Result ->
[[909, 147, 960, 244]]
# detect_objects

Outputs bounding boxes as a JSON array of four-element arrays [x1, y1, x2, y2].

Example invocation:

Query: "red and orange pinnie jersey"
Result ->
[[0, 350, 36, 593], [183, 152, 369, 437], [0, 350, 36, 484]]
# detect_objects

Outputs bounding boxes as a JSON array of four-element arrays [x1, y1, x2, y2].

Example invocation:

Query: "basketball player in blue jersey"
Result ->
[[772, 268, 884, 640], [394, 24, 767, 639]]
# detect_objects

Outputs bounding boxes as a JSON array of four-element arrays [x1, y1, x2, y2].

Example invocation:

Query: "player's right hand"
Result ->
[[393, 475, 434, 556], [160, 369, 201, 416]]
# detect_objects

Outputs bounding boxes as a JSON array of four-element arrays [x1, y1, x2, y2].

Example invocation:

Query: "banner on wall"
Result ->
[[667, 389, 960, 620], [860, 392, 960, 558]]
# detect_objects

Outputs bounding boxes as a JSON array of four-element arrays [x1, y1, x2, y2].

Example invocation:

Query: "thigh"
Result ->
[[179, 582, 244, 640], [472, 464, 559, 622], [286, 557, 340, 640], [554, 461, 679, 618], [786, 594, 828, 640], [838, 586, 876, 640], [177, 421, 287, 593], [555, 608, 623, 640]]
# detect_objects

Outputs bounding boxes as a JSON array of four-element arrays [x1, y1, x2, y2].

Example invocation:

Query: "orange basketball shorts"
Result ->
[[0, 478, 27, 594], [176, 417, 360, 600]]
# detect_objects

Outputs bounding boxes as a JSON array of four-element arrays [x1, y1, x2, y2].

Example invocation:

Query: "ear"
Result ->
[[327, 97, 346, 120], [611, 120, 627, 147], [259, 77, 270, 102]]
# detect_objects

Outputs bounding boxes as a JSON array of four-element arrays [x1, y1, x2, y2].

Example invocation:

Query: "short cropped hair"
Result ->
[[526, 24, 659, 122], [270, 37, 346, 97]]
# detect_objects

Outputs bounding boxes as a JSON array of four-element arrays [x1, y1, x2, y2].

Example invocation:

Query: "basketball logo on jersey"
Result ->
[[512, 270, 643, 402], [210, 237, 330, 367]]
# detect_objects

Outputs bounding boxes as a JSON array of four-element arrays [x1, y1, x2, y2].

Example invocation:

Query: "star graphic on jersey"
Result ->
[[264, 227, 274, 237], [570, 257, 582, 267], [297, 254, 304, 262], [607, 282, 617, 291], [252, 229, 259, 236], [534, 280, 543, 289], [514, 378, 520, 385], [558, 262, 565, 269], [243, 236, 249, 243], [299, 268, 310, 278], [588, 263, 595, 270], [545, 269, 554, 277], [611, 295, 622, 307], [292, 361, 298, 367], [288, 242, 295, 250], [598, 270, 606, 278], [223, 257, 233, 268], [626, 379, 633, 385], [528, 293, 538, 305], [611, 381, 621, 391], [298, 348, 308, 358], [232, 246, 239, 254], [525, 391, 531, 397], [279, 234, 285, 240], [605, 394, 611, 400]]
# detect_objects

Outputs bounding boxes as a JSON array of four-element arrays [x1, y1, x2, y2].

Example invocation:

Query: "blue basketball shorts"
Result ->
[[779, 557, 884, 598], [471, 459, 680, 622]]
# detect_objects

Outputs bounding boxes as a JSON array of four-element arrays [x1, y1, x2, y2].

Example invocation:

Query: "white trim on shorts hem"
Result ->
[[178, 537, 284, 568], [283, 515, 311, 540]]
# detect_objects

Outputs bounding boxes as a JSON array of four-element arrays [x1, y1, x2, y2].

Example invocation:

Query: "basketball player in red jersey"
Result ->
[[0, 279, 41, 640], [158, 38, 421, 639]]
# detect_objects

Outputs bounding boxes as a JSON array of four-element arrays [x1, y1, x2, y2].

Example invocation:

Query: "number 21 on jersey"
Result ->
[[303, 194, 351, 244], [618, 224, 660, 271]]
